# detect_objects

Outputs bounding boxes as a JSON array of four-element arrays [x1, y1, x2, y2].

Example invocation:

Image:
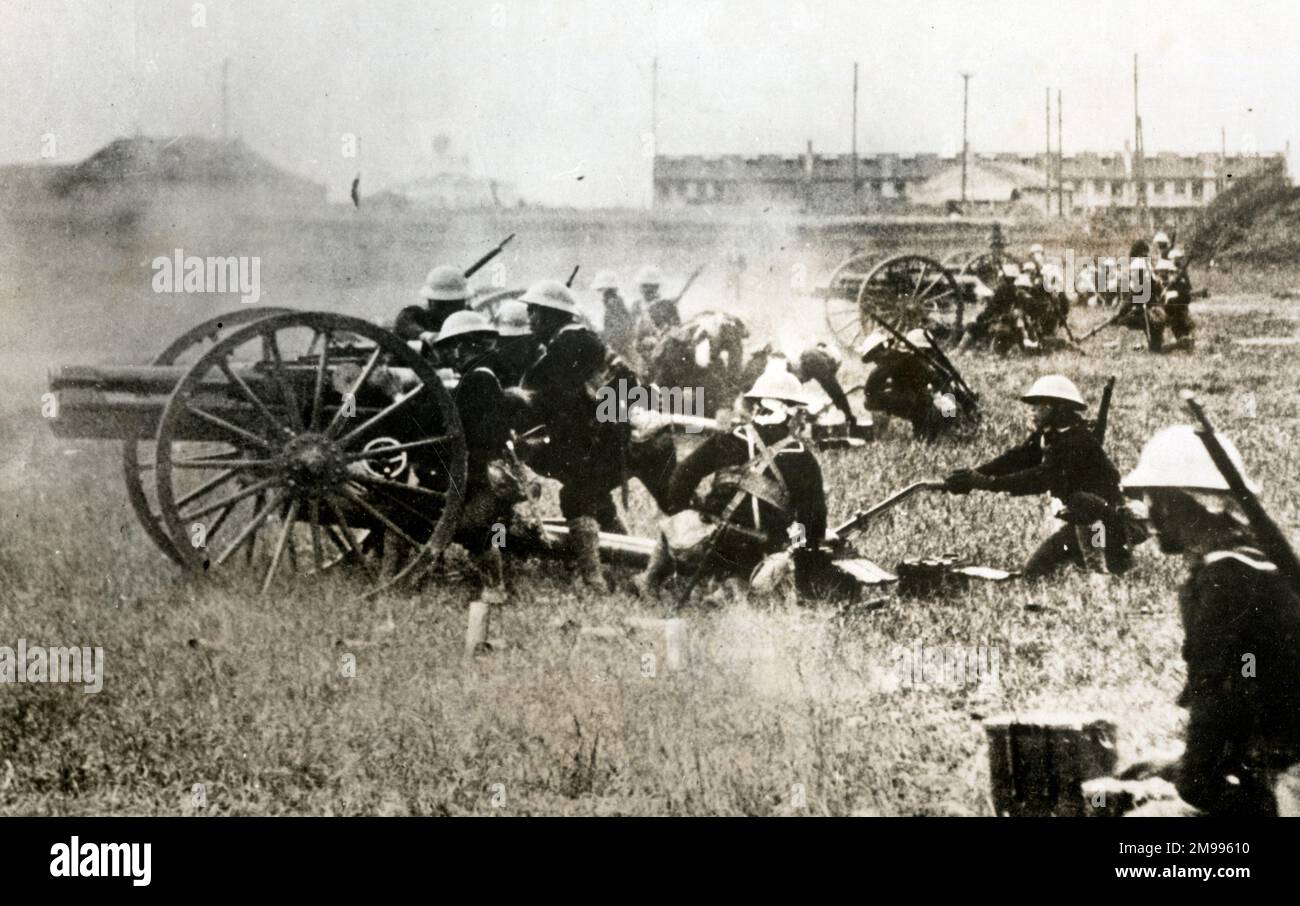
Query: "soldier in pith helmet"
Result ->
[[394, 265, 470, 354], [943, 375, 1138, 576], [1121, 426, 1300, 815]]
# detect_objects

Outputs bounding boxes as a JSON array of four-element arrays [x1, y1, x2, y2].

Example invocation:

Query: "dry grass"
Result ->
[[3, 205, 1300, 815]]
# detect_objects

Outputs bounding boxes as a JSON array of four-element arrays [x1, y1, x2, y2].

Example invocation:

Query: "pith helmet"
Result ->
[[904, 328, 934, 349], [743, 368, 809, 406], [1014, 273, 1033, 288], [1169, 248, 1186, 261], [590, 270, 620, 291], [1021, 374, 1086, 409], [1029, 243, 1045, 255], [1000, 263, 1021, 279], [859, 331, 890, 361], [1123, 425, 1259, 493], [520, 279, 578, 315], [433, 310, 497, 346], [634, 264, 664, 286], [1153, 231, 1171, 247], [420, 265, 469, 302], [493, 299, 532, 336]]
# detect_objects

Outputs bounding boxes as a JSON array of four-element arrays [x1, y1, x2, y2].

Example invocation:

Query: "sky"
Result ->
[[2, 0, 1297, 205]]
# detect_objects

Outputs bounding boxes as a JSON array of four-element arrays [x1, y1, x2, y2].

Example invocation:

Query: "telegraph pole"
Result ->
[[960, 72, 972, 203], [650, 56, 659, 209], [852, 62, 860, 200], [1134, 53, 1146, 217], [1057, 89, 1064, 217], [221, 58, 231, 142], [1045, 88, 1052, 215]]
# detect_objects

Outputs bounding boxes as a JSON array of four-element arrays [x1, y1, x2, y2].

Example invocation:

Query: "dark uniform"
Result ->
[[862, 347, 951, 439], [522, 325, 675, 530], [962, 280, 1023, 354], [949, 411, 1133, 575], [1164, 268, 1196, 342], [1176, 544, 1300, 814], [660, 422, 832, 594]]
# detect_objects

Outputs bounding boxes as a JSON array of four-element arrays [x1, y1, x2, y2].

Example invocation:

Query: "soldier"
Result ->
[[1163, 248, 1196, 349], [860, 330, 962, 440], [592, 269, 644, 366], [634, 368, 832, 601], [1120, 426, 1300, 815], [943, 375, 1136, 576], [432, 311, 516, 593], [634, 264, 681, 330], [739, 341, 860, 428], [517, 280, 676, 589], [1152, 229, 1172, 262], [488, 299, 538, 388], [958, 263, 1023, 354], [1116, 256, 1167, 352], [1026, 242, 1047, 274], [393, 265, 469, 355]]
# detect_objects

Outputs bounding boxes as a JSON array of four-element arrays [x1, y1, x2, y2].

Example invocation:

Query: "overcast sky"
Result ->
[[2, 0, 1297, 205]]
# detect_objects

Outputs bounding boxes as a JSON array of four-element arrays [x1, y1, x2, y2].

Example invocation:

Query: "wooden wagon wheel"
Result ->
[[856, 254, 965, 343], [123, 307, 292, 565], [153, 311, 466, 593], [823, 251, 878, 353]]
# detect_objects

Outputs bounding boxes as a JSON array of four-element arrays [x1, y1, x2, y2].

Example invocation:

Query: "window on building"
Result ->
[[893, 179, 906, 195], [1155, 181, 1167, 196], [685, 181, 699, 200], [1111, 181, 1124, 195], [1192, 181, 1204, 198]]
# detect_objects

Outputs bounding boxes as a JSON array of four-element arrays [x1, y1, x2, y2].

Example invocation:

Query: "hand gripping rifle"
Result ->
[[920, 327, 980, 412], [865, 311, 978, 413], [1182, 391, 1300, 595], [463, 233, 516, 278]]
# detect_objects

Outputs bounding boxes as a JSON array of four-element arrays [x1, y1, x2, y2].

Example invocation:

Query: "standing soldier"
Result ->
[[517, 279, 676, 588], [634, 264, 678, 330], [1120, 425, 1300, 815], [592, 270, 643, 366], [1163, 248, 1196, 350], [1152, 230, 1172, 263], [393, 265, 470, 356], [634, 368, 832, 601], [942, 375, 1136, 576]]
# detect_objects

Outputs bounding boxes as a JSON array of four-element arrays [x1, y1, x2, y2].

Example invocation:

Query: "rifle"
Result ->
[[1182, 391, 1300, 595], [1093, 376, 1116, 444], [463, 233, 516, 278], [921, 328, 980, 411], [671, 265, 705, 304], [866, 311, 976, 412], [1079, 302, 1130, 341], [565, 265, 580, 288], [833, 481, 946, 539]]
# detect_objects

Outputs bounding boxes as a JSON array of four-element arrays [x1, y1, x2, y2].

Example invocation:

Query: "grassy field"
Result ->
[[2, 205, 1299, 815]]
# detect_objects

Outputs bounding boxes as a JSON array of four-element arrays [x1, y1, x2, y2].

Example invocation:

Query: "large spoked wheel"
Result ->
[[153, 311, 466, 593], [123, 307, 292, 565], [856, 254, 965, 343], [823, 251, 878, 352]]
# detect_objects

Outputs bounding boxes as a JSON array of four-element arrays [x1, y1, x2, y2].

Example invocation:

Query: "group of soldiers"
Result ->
[[390, 240, 1294, 816], [955, 231, 1198, 355]]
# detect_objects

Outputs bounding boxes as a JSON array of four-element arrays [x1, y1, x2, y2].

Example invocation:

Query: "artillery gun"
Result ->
[[47, 309, 467, 594]]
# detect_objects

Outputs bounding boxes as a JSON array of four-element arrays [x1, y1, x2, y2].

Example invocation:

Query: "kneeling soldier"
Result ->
[[1121, 426, 1300, 815], [943, 375, 1136, 576], [635, 368, 831, 601]]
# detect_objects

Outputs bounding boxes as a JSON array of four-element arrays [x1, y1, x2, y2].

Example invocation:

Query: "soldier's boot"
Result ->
[[631, 536, 675, 599], [567, 516, 609, 593]]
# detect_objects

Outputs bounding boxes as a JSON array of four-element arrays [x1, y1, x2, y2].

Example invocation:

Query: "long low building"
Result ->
[[654, 148, 1286, 215]]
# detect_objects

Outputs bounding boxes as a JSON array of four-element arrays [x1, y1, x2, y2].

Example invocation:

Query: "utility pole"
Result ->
[[650, 56, 658, 209], [852, 62, 860, 202], [1057, 89, 1064, 217], [960, 72, 972, 203], [1045, 88, 1052, 215], [221, 58, 231, 142], [1134, 53, 1146, 218]]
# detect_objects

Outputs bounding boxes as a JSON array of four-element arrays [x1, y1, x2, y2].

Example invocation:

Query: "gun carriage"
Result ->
[[47, 309, 467, 593]]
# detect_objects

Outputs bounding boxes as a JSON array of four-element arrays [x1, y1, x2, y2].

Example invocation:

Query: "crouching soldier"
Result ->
[[1120, 426, 1300, 815], [739, 341, 863, 430], [394, 265, 470, 361], [433, 311, 526, 594], [634, 369, 836, 602], [1162, 249, 1196, 350], [943, 375, 1139, 576], [860, 330, 963, 440]]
